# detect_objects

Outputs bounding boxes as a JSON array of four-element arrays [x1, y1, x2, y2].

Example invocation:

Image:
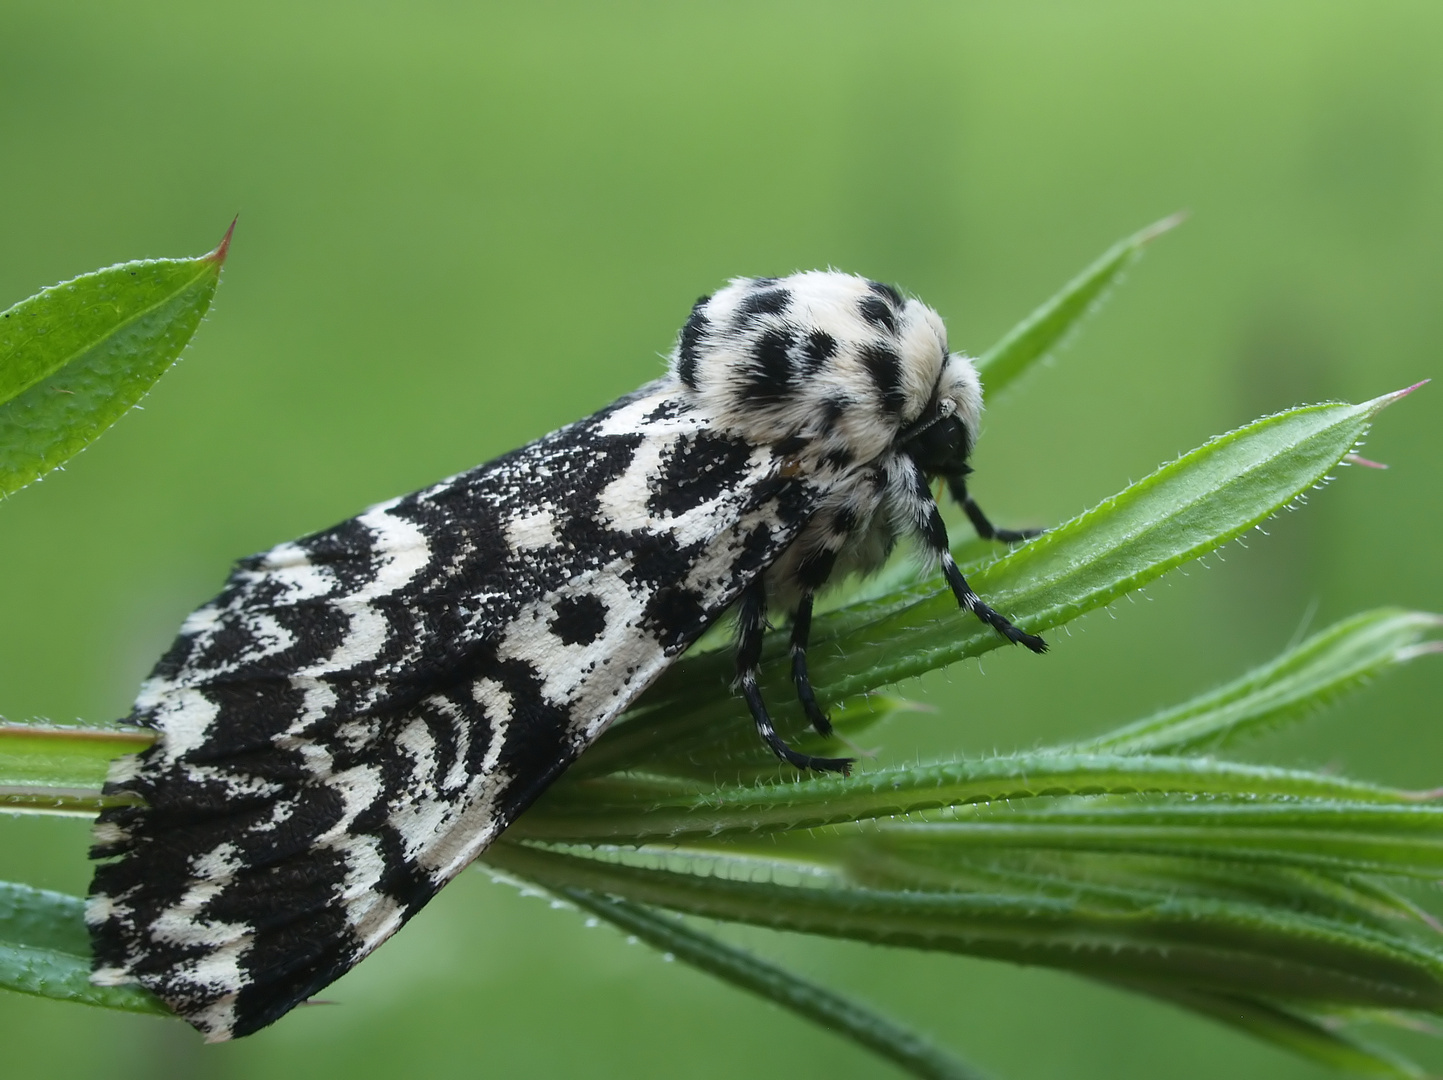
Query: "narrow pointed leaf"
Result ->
[[832, 842, 1429, 935], [488, 842, 1443, 1011], [804, 392, 1414, 710], [1081, 608, 1443, 755], [519, 753, 1424, 843], [0, 882, 166, 1014], [1133, 987, 1425, 1079], [975, 213, 1183, 396], [866, 800, 1443, 878], [553, 886, 990, 1080], [0, 225, 232, 497]]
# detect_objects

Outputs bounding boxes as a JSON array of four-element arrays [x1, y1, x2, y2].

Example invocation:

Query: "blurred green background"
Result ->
[[2, 2, 1440, 1077]]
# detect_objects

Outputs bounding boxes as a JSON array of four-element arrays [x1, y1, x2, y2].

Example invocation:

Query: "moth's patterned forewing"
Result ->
[[89, 385, 814, 1039]]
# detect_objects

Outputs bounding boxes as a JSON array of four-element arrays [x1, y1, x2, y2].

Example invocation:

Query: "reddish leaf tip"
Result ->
[[1368, 379, 1430, 413], [205, 216, 239, 265], [1343, 453, 1388, 469]]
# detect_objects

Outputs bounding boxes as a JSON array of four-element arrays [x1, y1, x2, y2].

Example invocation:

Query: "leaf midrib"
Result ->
[[0, 259, 215, 408]]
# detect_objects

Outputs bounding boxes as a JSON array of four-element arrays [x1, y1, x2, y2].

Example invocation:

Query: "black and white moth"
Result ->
[[88, 270, 1046, 1040]]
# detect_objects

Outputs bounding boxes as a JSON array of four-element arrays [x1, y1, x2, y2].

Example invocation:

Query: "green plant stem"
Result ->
[[551, 884, 992, 1080]]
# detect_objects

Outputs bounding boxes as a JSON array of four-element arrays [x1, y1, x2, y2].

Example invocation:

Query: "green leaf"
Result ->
[[518, 753, 1426, 843], [805, 391, 1416, 712], [834, 842, 1428, 935], [0, 881, 166, 1014], [576, 390, 1415, 780], [487, 842, 1443, 1012], [548, 884, 991, 1080], [864, 799, 1443, 879], [975, 213, 1183, 397], [1081, 608, 1443, 755], [0, 723, 150, 816], [0, 223, 232, 498]]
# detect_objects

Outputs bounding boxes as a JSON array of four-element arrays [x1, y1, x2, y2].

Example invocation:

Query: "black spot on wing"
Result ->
[[738, 519, 777, 567], [637, 543, 712, 652], [184, 615, 274, 675], [648, 430, 755, 518], [645, 397, 692, 424], [185, 601, 350, 701], [550, 593, 609, 646], [188, 677, 316, 760]]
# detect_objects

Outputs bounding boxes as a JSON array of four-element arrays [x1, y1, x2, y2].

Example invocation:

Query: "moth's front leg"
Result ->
[[947, 473, 1044, 545], [913, 466, 1046, 652], [736, 576, 853, 774], [788, 547, 840, 739]]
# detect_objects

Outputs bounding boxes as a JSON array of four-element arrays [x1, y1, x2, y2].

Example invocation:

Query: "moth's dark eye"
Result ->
[[903, 415, 969, 473]]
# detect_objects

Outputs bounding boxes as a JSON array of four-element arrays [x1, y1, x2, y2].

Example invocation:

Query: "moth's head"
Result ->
[[670, 271, 982, 469]]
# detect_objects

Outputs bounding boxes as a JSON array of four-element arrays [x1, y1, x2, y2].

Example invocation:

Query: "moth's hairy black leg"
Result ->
[[790, 594, 832, 737], [947, 474, 1043, 544], [737, 577, 853, 775], [789, 546, 840, 738], [941, 555, 1046, 653], [922, 482, 1047, 654]]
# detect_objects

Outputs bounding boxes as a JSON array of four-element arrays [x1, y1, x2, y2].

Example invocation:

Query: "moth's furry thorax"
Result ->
[[670, 271, 988, 606], [670, 271, 983, 474]]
